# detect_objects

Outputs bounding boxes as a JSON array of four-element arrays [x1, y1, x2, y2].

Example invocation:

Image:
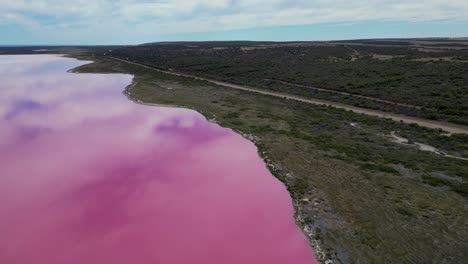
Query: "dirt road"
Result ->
[[265, 79, 420, 109], [108, 56, 468, 134]]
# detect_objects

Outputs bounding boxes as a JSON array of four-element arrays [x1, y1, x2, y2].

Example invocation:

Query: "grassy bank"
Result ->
[[71, 55, 468, 264]]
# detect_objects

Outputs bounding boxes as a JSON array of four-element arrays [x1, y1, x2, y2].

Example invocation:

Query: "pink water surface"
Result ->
[[0, 55, 316, 264]]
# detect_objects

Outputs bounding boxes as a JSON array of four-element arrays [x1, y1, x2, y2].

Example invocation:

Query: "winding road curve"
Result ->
[[108, 56, 468, 134]]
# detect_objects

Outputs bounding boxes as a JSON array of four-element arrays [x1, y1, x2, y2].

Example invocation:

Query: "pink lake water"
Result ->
[[0, 55, 316, 264]]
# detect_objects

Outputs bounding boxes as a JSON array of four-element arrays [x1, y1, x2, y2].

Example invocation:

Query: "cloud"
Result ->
[[0, 0, 467, 42], [0, 12, 38, 26]]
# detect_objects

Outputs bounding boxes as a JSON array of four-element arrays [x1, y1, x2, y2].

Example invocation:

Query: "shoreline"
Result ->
[[121, 75, 331, 264], [71, 57, 330, 263]]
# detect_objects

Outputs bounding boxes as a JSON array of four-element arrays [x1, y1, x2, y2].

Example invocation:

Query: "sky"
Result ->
[[1, 0, 468, 45]]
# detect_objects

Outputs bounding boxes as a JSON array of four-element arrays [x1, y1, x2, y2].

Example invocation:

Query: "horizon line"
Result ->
[[1, 36, 468, 47]]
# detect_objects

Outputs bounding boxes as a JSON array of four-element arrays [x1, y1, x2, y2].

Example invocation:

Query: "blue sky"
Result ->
[[1, 0, 468, 45]]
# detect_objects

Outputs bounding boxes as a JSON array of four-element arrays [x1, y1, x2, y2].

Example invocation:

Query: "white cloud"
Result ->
[[0, 12, 38, 26], [0, 0, 467, 42]]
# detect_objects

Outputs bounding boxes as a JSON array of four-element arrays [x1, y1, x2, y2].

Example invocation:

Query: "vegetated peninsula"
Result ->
[[4, 38, 467, 263]]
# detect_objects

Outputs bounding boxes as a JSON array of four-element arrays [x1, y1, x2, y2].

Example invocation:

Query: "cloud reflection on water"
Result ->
[[0, 55, 316, 264]]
